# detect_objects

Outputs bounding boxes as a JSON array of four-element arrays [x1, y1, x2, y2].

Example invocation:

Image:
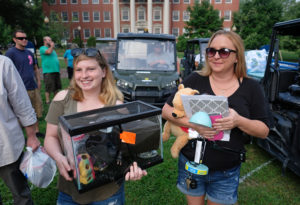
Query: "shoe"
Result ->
[[36, 132, 45, 138]]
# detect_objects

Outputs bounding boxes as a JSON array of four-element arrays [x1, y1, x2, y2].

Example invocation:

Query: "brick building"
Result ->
[[43, 0, 239, 43]]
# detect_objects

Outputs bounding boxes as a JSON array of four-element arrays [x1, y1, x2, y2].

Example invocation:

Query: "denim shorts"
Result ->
[[57, 184, 125, 205], [177, 153, 240, 205]]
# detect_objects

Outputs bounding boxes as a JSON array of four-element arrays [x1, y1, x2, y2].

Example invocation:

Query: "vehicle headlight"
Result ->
[[116, 79, 133, 89], [163, 81, 177, 89]]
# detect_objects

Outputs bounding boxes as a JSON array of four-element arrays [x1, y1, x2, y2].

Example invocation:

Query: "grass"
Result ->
[[1, 48, 300, 204]]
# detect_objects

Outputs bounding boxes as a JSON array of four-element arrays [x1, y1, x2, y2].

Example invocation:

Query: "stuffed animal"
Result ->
[[162, 84, 199, 158]]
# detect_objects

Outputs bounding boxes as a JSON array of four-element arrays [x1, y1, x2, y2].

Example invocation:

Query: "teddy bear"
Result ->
[[162, 84, 199, 158]]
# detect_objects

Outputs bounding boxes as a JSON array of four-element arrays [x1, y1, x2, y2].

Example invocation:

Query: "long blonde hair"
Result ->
[[199, 30, 247, 78], [70, 50, 123, 106]]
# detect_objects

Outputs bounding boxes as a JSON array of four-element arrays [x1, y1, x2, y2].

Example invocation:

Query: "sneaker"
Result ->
[[36, 132, 45, 138]]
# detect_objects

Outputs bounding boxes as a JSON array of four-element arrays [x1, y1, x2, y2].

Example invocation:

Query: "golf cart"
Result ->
[[181, 38, 209, 79], [256, 18, 300, 176], [96, 38, 117, 71], [114, 33, 180, 107]]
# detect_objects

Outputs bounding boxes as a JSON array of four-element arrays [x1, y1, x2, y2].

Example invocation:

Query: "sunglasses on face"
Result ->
[[206, 47, 237, 59], [15, 37, 28, 41], [71, 48, 103, 58]]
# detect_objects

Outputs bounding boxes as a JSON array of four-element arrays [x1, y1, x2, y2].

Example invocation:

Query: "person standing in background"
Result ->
[[5, 30, 44, 138], [63, 43, 78, 80], [0, 55, 40, 205], [39, 36, 61, 104]]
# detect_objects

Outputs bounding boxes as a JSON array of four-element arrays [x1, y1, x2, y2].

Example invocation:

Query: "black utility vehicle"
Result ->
[[257, 18, 300, 176], [96, 38, 117, 71], [181, 38, 209, 79], [114, 33, 180, 107]]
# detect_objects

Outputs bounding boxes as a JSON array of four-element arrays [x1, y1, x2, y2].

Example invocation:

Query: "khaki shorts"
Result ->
[[44, 72, 62, 93], [27, 89, 43, 118]]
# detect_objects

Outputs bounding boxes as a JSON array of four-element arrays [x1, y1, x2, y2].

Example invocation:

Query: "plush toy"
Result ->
[[162, 84, 199, 158], [77, 153, 95, 184]]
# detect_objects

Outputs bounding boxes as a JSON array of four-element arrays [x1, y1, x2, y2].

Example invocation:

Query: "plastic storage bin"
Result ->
[[59, 101, 163, 192]]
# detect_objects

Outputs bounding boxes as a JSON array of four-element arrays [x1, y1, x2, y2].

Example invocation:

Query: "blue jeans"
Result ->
[[57, 184, 125, 205], [177, 153, 240, 205]]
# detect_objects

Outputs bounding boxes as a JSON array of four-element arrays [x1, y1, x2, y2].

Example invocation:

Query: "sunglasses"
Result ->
[[15, 37, 28, 41], [206, 47, 236, 59], [71, 48, 101, 58]]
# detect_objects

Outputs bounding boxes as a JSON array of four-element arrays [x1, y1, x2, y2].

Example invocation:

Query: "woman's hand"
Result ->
[[125, 162, 147, 181], [55, 154, 73, 181], [192, 124, 218, 140], [212, 108, 240, 131]]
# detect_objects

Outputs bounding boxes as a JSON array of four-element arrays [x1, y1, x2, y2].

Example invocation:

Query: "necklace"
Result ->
[[210, 76, 238, 95]]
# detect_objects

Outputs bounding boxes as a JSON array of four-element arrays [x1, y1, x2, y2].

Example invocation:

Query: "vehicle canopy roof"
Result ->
[[187, 38, 210, 44], [117, 33, 176, 41], [96, 37, 117, 42], [273, 18, 300, 36]]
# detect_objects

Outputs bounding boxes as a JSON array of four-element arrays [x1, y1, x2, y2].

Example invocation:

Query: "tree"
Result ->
[[0, 17, 12, 49], [233, 0, 283, 49], [184, 0, 223, 39]]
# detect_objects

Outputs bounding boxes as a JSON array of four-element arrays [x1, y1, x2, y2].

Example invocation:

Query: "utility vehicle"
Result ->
[[256, 18, 300, 176], [114, 33, 180, 107], [96, 38, 117, 71]]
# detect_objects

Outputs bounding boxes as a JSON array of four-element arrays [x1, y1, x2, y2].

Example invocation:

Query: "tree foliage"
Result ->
[[233, 0, 283, 49], [0, 17, 12, 48]]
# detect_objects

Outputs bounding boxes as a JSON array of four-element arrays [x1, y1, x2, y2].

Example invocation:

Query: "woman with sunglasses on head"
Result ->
[[44, 48, 147, 205], [162, 30, 270, 205]]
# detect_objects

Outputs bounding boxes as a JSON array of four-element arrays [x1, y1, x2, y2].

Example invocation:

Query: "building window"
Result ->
[[183, 28, 187, 34], [84, 29, 90, 39], [82, 0, 88, 4], [137, 7, 145, 21], [153, 27, 161, 34], [121, 8, 129, 21], [71, 0, 78, 3], [49, 0, 56, 4], [225, 0, 232, 3], [103, 0, 109, 4], [63, 29, 70, 39], [224, 10, 231, 21], [103, 11, 111, 22], [60, 0, 67, 4], [104, 28, 111, 37], [173, 0, 180, 4], [94, 29, 101, 37], [83, 12, 90, 22], [183, 11, 190, 21], [50, 11, 58, 22], [215, 0, 221, 3], [153, 8, 161, 21], [93, 11, 100, 22], [62, 12, 68, 22], [72, 12, 79, 22], [172, 28, 179, 37], [172, 11, 179, 21], [92, 0, 99, 3], [183, 0, 189, 4], [122, 27, 130, 33], [73, 29, 80, 39]]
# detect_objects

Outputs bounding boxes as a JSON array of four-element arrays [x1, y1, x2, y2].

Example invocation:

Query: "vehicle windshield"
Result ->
[[117, 39, 176, 71], [96, 40, 116, 66]]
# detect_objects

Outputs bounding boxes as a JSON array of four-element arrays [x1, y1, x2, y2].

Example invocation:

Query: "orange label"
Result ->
[[120, 131, 136, 144]]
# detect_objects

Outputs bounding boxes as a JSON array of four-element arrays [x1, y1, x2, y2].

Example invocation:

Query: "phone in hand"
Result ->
[[209, 114, 224, 141]]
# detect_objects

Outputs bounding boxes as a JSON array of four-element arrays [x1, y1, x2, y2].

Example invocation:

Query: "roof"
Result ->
[[95, 37, 116, 42], [117, 33, 176, 41], [187, 38, 210, 43], [273, 18, 300, 36]]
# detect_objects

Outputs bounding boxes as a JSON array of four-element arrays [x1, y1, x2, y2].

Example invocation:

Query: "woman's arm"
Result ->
[[44, 123, 73, 181]]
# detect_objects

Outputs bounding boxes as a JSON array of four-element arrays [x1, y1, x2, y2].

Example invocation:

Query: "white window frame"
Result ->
[[225, 0, 231, 3], [104, 28, 111, 37], [122, 26, 130, 33], [121, 8, 130, 21], [84, 29, 90, 39], [224, 10, 231, 21], [92, 0, 99, 3], [81, 0, 89, 4], [71, 0, 78, 4], [172, 27, 179, 37], [94, 28, 101, 38], [183, 0, 190, 4], [73, 29, 80, 39], [153, 25, 161, 34], [183, 11, 190, 21], [173, 0, 180, 4], [83, 12, 90, 22], [60, 0, 67, 4], [172, 10, 179, 21], [103, 11, 111, 22], [63, 29, 70, 40], [137, 7, 146, 21], [153, 8, 161, 21], [103, 0, 110, 4], [49, 0, 56, 5], [50, 11, 58, 22], [72, 12, 79, 22], [93, 11, 100, 22], [215, 0, 221, 4], [61, 11, 68, 22]]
